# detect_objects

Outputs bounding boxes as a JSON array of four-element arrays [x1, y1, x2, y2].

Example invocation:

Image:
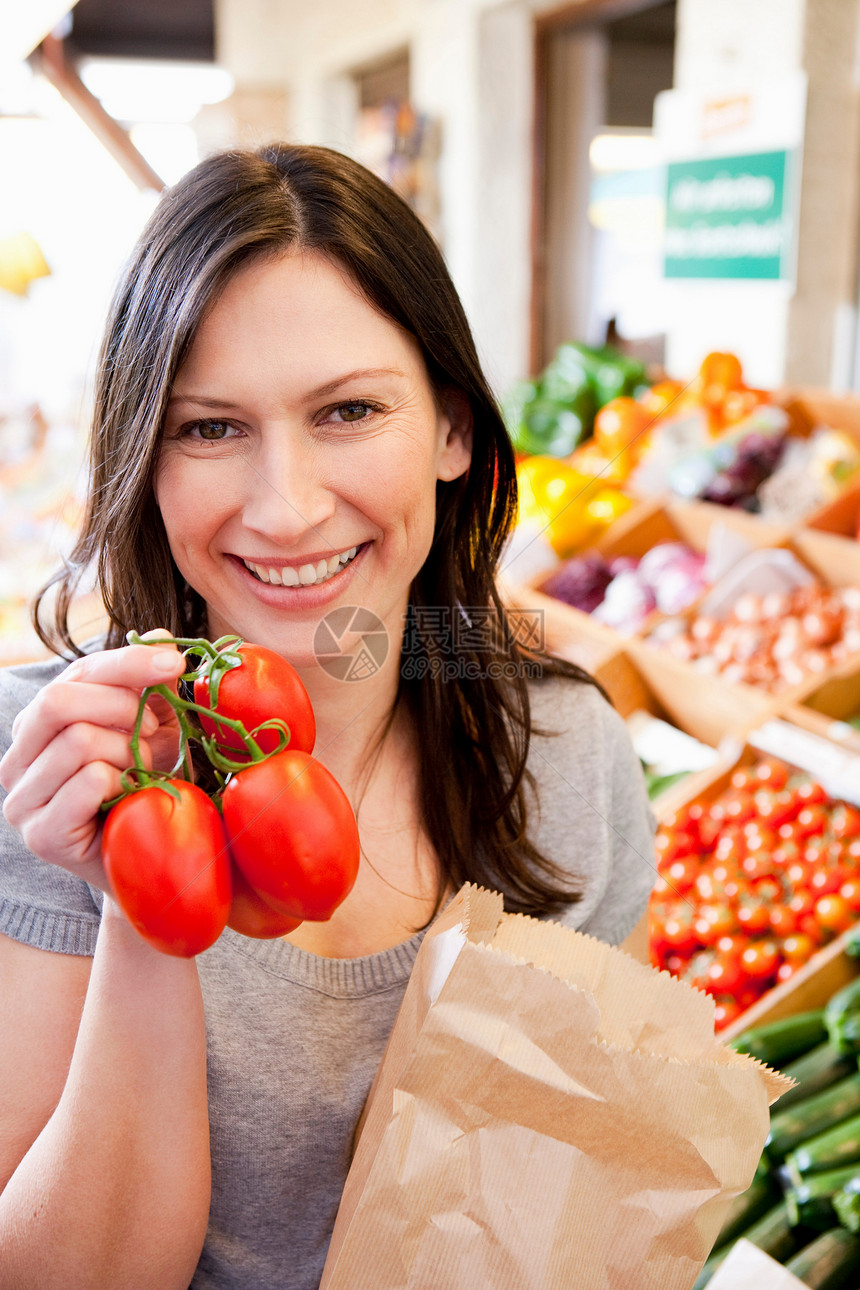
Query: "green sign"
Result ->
[[663, 149, 795, 281]]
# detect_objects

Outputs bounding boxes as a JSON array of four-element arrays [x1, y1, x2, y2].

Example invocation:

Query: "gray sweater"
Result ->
[[0, 655, 656, 1289]]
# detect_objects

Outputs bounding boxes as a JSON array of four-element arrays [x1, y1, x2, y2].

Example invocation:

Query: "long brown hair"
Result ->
[[36, 143, 601, 916]]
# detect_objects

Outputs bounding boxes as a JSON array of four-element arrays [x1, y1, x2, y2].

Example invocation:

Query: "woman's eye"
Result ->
[[186, 419, 233, 440], [332, 401, 375, 424]]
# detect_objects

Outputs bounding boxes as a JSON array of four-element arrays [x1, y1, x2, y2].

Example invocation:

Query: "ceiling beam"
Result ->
[[31, 32, 165, 192]]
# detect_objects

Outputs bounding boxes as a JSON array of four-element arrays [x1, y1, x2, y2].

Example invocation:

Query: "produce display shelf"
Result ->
[[507, 388, 860, 1035]]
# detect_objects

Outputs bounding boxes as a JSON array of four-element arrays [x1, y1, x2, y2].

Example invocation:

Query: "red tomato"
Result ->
[[660, 912, 699, 957], [795, 780, 827, 808], [736, 900, 771, 935], [195, 642, 316, 757], [665, 857, 700, 893], [769, 906, 799, 938], [832, 805, 860, 841], [754, 789, 798, 830], [707, 952, 745, 995], [753, 759, 789, 791], [222, 750, 360, 921], [810, 865, 850, 897], [840, 878, 860, 912], [226, 862, 303, 939], [815, 893, 855, 935], [740, 940, 780, 980], [795, 805, 830, 840], [103, 781, 231, 957], [724, 792, 756, 826], [713, 998, 744, 1030], [781, 932, 816, 962]]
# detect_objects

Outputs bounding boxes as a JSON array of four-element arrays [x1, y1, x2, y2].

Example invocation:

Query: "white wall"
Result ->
[[214, 0, 541, 397]]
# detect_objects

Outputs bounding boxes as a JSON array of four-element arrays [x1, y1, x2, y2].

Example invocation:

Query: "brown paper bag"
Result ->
[[320, 886, 791, 1290]]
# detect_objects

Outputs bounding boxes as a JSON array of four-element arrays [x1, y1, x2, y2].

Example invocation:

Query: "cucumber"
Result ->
[[786, 1111, 860, 1177], [785, 1166, 860, 1229], [832, 1176, 860, 1231], [776, 1042, 856, 1112], [711, 1172, 776, 1250], [767, 1073, 860, 1161], [732, 1010, 827, 1066], [694, 1203, 797, 1289], [784, 1226, 860, 1289], [741, 1200, 799, 1262], [825, 978, 860, 1054], [691, 1247, 727, 1290]]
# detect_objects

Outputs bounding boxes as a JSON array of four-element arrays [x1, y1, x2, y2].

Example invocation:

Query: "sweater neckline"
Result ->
[[218, 922, 428, 997]]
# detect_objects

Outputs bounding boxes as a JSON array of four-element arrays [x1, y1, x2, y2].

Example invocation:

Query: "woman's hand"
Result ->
[[0, 640, 186, 893]]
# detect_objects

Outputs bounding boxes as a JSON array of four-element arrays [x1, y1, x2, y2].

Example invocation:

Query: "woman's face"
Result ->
[[155, 250, 471, 667]]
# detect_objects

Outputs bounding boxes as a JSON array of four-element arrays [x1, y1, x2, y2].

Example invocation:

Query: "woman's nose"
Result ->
[[239, 435, 337, 542]]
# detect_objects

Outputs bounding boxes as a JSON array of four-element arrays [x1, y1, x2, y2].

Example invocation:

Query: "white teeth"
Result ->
[[243, 544, 360, 588]]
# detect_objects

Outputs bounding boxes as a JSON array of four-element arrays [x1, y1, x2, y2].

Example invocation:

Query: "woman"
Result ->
[[0, 144, 655, 1289]]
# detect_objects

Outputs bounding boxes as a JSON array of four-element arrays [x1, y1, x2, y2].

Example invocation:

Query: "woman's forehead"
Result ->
[[174, 251, 429, 391]]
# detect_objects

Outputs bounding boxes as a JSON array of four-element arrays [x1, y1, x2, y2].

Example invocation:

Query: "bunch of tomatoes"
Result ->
[[101, 634, 360, 959], [650, 757, 860, 1029]]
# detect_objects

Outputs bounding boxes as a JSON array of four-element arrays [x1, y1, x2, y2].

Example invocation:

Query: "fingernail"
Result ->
[[140, 708, 159, 733], [152, 650, 181, 674]]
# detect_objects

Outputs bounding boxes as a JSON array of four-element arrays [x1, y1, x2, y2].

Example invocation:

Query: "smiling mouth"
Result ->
[[242, 545, 360, 588]]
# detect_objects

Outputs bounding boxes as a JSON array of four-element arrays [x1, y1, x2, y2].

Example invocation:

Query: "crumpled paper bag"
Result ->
[[320, 885, 791, 1290]]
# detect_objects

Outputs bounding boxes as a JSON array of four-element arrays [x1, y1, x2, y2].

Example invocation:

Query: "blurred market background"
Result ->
[[3, 0, 859, 665], [10, 8, 860, 1265]]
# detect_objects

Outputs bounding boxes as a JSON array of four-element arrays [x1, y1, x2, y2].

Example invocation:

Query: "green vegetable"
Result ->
[[785, 1166, 860, 1229], [825, 978, 860, 1054], [642, 766, 690, 801], [833, 1175, 860, 1231], [731, 1011, 826, 1067], [776, 1042, 856, 1112], [767, 1074, 860, 1161], [691, 1247, 727, 1290], [502, 341, 647, 458], [843, 927, 860, 959], [786, 1112, 860, 1178], [784, 1226, 860, 1288], [694, 1203, 797, 1289], [711, 1172, 776, 1250], [740, 1201, 800, 1261]]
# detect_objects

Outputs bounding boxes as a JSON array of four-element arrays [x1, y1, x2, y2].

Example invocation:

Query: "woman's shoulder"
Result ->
[[525, 667, 627, 748]]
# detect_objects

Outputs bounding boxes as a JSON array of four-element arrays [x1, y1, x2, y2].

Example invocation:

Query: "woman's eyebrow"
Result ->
[[166, 393, 242, 410], [306, 368, 408, 397], [167, 368, 408, 410]]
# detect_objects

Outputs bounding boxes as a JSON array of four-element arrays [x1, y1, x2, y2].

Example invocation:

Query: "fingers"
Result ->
[[10, 760, 119, 877], [4, 722, 153, 823], [0, 644, 184, 792]]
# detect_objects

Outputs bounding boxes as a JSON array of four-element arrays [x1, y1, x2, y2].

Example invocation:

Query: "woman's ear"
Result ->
[[436, 389, 473, 482]]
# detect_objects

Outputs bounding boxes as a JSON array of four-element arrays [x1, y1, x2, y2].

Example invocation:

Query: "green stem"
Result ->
[[112, 634, 292, 809]]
